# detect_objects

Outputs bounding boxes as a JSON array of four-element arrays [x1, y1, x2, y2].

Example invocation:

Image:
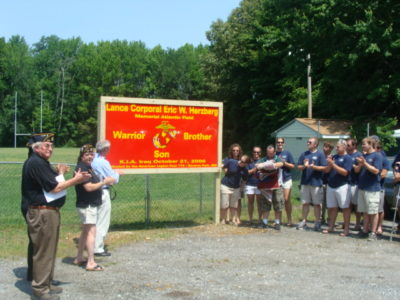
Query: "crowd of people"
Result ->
[[220, 136, 400, 241], [21, 133, 121, 300], [19, 131, 400, 300]]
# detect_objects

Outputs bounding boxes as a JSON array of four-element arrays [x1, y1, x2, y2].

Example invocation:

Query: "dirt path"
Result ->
[[1, 222, 400, 299]]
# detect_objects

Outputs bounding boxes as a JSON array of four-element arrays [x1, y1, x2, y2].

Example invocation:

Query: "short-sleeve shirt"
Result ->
[[327, 154, 352, 188], [246, 160, 260, 187], [221, 158, 248, 189], [21, 152, 64, 207], [348, 151, 363, 185], [257, 155, 282, 190], [358, 152, 383, 192], [392, 152, 400, 169], [298, 150, 327, 187], [380, 153, 390, 189], [276, 150, 295, 182], [75, 161, 102, 208]]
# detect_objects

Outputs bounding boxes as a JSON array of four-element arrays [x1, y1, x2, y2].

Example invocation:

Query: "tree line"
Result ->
[[1, 0, 399, 150]]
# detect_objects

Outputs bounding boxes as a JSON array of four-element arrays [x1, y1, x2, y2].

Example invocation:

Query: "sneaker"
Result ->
[[258, 222, 267, 229], [296, 220, 307, 230], [368, 232, 377, 241], [314, 222, 321, 232], [274, 223, 281, 231]]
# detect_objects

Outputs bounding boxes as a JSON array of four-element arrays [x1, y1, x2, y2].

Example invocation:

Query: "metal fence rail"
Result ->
[[1, 162, 215, 228]]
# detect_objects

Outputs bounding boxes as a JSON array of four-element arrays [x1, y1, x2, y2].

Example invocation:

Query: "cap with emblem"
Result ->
[[26, 133, 55, 147]]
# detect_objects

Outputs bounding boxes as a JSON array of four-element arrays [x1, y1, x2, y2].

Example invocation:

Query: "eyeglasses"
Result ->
[[276, 141, 284, 144]]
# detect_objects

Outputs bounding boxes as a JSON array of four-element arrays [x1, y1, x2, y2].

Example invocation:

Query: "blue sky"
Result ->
[[0, 0, 241, 49]]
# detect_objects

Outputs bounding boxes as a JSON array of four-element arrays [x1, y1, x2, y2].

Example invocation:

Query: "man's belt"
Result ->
[[30, 205, 59, 211]]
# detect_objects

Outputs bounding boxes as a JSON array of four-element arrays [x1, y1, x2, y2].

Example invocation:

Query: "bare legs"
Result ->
[[75, 224, 97, 269], [283, 188, 292, 225]]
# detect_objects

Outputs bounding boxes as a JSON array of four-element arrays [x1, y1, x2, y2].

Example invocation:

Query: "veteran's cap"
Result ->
[[26, 133, 55, 147]]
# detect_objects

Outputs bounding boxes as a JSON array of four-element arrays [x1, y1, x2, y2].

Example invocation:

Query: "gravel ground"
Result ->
[[1, 221, 400, 300]]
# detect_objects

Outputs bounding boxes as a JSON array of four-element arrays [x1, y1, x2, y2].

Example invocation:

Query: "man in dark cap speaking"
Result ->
[[21, 133, 91, 300]]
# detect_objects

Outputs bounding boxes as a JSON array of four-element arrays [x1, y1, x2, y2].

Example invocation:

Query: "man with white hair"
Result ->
[[22, 133, 90, 300], [92, 140, 121, 256]]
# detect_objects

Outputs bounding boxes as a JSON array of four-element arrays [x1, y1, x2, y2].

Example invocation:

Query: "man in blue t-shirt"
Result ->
[[346, 138, 363, 231], [276, 137, 295, 226], [323, 139, 353, 236], [354, 137, 383, 241], [297, 137, 327, 231]]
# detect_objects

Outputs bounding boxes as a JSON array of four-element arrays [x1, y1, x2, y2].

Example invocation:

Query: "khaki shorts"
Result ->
[[77, 205, 98, 224], [378, 190, 384, 213], [300, 185, 323, 205], [357, 189, 380, 214], [260, 188, 284, 212], [326, 184, 350, 209], [221, 184, 241, 209], [282, 179, 293, 190], [349, 184, 359, 205]]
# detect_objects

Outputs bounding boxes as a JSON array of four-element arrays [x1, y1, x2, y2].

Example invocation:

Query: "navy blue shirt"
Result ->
[[349, 151, 363, 185], [246, 161, 260, 186], [221, 158, 248, 188], [379, 153, 390, 189], [298, 150, 327, 186], [276, 150, 295, 182], [358, 152, 383, 192], [327, 154, 352, 188]]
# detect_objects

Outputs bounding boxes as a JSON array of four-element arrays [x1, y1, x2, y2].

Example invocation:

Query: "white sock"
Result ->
[[275, 219, 280, 224], [263, 219, 268, 225]]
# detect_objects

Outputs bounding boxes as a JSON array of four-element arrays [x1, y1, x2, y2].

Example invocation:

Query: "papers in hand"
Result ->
[[44, 175, 67, 203]]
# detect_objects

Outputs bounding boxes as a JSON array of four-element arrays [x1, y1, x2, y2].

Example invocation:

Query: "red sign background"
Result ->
[[104, 102, 220, 170]]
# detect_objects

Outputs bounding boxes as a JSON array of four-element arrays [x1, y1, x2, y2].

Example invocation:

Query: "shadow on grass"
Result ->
[[109, 220, 207, 232]]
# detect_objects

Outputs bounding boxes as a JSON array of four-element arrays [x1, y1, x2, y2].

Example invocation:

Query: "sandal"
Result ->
[[86, 264, 104, 271], [73, 259, 87, 266], [322, 229, 334, 234], [339, 232, 349, 237]]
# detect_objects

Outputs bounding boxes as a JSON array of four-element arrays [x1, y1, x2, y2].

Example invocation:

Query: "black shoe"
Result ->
[[51, 280, 61, 286], [94, 251, 111, 257], [357, 231, 369, 239], [274, 223, 281, 231]]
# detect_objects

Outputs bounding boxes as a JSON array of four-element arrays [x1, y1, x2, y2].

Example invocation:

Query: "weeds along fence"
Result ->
[[1, 162, 216, 228]]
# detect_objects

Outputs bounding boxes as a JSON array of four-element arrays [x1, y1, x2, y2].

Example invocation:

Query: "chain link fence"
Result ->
[[1, 162, 216, 229]]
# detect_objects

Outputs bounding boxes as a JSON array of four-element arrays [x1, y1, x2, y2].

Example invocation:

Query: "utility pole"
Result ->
[[14, 92, 17, 148], [40, 90, 43, 132], [307, 53, 312, 119]]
